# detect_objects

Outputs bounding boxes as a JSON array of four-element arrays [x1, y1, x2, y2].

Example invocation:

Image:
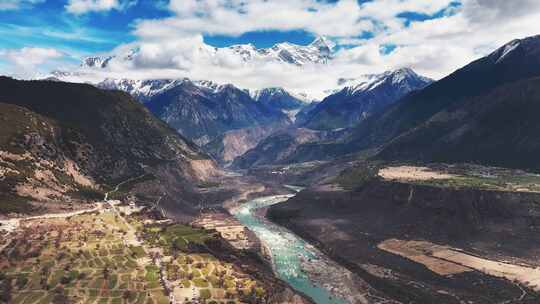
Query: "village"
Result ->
[[0, 197, 268, 304]]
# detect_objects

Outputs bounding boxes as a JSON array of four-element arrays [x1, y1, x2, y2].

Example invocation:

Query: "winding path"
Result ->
[[104, 177, 178, 304]]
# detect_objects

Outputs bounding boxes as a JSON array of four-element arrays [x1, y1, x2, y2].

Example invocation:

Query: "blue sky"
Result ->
[[0, 1, 166, 56], [204, 30, 317, 48], [0, 0, 538, 94], [0, 0, 458, 59]]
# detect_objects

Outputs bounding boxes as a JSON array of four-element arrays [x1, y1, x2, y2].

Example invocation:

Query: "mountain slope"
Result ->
[[232, 69, 431, 168], [303, 68, 432, 130], [251, 87, 308, 111], [96, 78, 224, 103], [97, 78, 293, 163], [0, 77, 216, 215], [300, 35, 540, 171], [250, 87, 310, 122], [145, 80, 291, 146], [294, 101, 321, 125], [232, 128, 347, 169], [378, 76, 540, 170], [346, 35, 540, 154]]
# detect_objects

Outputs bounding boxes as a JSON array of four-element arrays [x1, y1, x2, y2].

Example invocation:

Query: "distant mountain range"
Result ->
[[96, 68, 433, 165], [236, 35, 540, 171], [97, 78, 294, 163], [6, 33, 540, 216], [232, 68, 432, 168], [42, 34, 540, 173], [80, 36, 334, 70]]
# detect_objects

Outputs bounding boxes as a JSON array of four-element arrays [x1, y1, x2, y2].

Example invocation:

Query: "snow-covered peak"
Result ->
[[384, 67, 432, 86], [192, 79, 224, 92], [81, 48, 139, 69], [250, 87, 315, 104], [266, 37, 334, 65], [338, 68, 433, 96], [488, 35, 540, 65], [82, 56, 114, 68], [251, 87, 287, 100], [309, 36, 336, 52], [80, 37, 334, 70], [221, 37, 333, 65], [96, 77, 243, 103], [54, 37, 335, 86], [97, 78, 184, 102], [249, 87, 310, 117]]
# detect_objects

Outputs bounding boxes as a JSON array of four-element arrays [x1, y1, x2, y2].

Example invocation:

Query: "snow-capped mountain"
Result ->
[[487, 36, 540, 65], [227, 36, 334, 65], [81, 48, 139, 68], [96, 77, 294, 164], [335, 68, 432, 95], [79, 36, 334, 72], [251, 87, 309, 108], [250, 87, 312, 122], [303, 68, 433, 130], [97, 77, 289, 141], [145, 80, 291, 150], [97, 79, 181, 102], [82, 56, 114, 68], [96, 78, 226, 103]]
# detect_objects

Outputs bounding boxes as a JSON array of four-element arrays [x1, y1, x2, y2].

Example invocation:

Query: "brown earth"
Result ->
[[267, 178, 540, 303]]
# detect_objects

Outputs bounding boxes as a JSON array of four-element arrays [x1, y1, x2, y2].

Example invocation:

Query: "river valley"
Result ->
[[231, 192, 372, 304]]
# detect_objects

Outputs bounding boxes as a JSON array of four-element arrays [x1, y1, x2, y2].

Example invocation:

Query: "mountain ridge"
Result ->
[[81, 36, 334, 71], [303, 68, 433, 130], [0, 76, 217, 216]]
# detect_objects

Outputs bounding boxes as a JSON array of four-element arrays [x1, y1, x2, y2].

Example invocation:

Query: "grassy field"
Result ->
[[335, 161, 540, 193], [402, 164, 540, 192], [141, 224, 214, 253]]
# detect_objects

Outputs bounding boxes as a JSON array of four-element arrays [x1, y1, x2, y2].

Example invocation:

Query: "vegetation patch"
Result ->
[[0, 194, 34, 214], [333, 161, 383, 190]]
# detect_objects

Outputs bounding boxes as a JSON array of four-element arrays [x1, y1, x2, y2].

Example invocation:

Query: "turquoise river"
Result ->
[[231, 192, 351, 304]]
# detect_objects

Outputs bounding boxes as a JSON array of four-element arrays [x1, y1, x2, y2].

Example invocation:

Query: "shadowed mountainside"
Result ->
[[0, 77, 217, 216]]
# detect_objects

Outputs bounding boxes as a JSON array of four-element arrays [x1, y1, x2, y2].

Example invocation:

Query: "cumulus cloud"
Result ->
[[52, 0, 540, 97], [135, 0, 453, 40], [0, 0, 44, 10], [1, 47, 64, 78], [358, 0, 540, 78], [65, 0, 136, 15]]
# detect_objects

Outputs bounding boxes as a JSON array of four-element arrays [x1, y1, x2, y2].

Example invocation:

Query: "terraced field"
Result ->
[[134, 221, 266, 304], [165, 253, 263, 303], [0, 210, 169, 304]]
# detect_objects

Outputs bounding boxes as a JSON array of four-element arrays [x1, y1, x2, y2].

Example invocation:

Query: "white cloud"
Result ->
[[39, 0, 540, 98], [135, 0, 453, 40], [1, 47, 64, 78], [353, 0, 540, 78], [65, 0, 136, 15], [0, 0, 44, 10]]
